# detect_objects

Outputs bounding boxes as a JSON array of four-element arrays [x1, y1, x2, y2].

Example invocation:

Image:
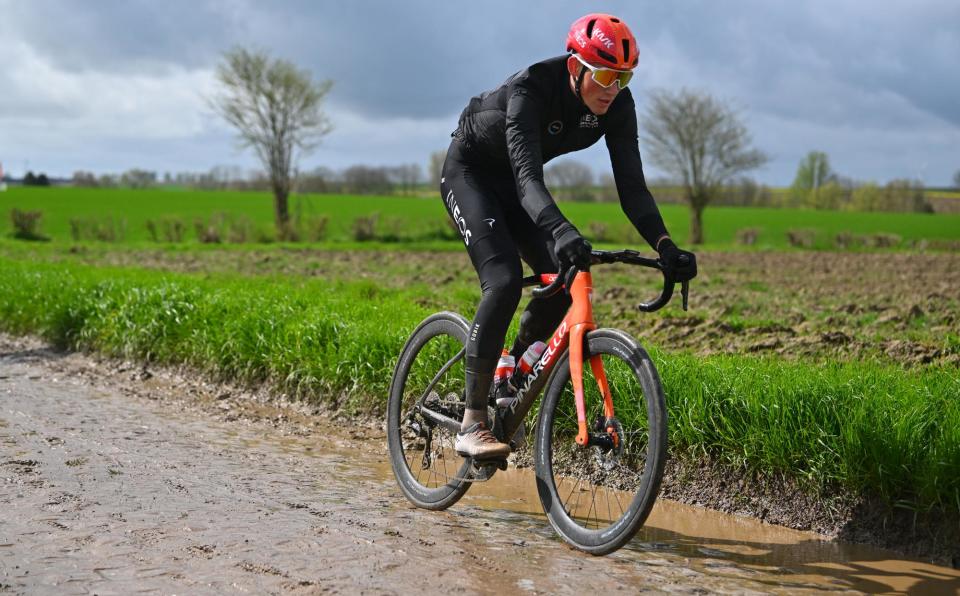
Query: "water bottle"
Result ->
[[508, 341, 547, 393], [493, 350, 515, 386]]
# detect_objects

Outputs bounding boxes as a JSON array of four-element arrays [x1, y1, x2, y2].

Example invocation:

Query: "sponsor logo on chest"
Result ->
[[580, 114, 599, 128]]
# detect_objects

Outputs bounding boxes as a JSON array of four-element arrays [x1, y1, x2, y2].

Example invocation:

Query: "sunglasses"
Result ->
[[572, 53, 634, 89]]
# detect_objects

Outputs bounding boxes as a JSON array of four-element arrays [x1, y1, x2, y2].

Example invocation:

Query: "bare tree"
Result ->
[[428, 150, 446, 188], [211, 47, 333, 233], [641, 89, 768, 244], [342, 165, 393, 195], [120, 169, 157, 189], [544, 159, 593, 187], [953, 169, 960, 189], [390, 163, 422, 195], [72, 171, 98, 187], [545, 159, 594, 201], [297, 166, 338, 193]]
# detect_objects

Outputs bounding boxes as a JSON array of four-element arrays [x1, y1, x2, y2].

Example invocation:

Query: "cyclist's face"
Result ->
[[567, 56, 623, 116]]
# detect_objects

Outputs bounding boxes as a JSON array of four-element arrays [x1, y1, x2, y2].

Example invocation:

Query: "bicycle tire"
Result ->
[[387, 311, 473, 510], [534, 328, 667, 555]]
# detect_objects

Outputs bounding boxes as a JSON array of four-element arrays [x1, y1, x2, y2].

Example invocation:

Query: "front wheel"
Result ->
[[534, 328, 667, 555]]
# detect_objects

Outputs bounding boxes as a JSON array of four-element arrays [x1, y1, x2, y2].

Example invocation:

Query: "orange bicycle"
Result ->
[[387, 249, 689, 554]]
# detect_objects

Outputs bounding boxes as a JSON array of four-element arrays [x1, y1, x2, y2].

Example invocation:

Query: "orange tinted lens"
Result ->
[[590, 68, 619, 88], [590, 68, 633, 89]]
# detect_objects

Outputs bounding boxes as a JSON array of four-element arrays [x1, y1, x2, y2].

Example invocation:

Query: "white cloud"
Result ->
[[309, 102, 457, 170], [0, 39, 219, 143]]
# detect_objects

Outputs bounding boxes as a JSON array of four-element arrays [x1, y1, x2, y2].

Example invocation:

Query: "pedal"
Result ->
[[454, 458, 507, 482]]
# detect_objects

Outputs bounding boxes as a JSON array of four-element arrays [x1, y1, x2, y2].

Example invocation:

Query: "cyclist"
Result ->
[[442, 13, 697, 459]]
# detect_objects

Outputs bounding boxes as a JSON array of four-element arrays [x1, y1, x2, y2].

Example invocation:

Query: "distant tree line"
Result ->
[[539, 157, 934, 215], [71, 163, 426, 196], [73, 167, 273, 191], [297, 163, 423, 195], [22, 171, 52, 186], [66, 157, 938, 215], [786, 151, 933, 213]]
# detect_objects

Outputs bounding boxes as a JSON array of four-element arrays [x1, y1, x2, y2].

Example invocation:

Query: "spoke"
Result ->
[[588, 484, 599, 529], [571, 477, 584, 519], [606, 487, 613, 526], [561, 475, 578, 514], [440, 439, 449, 482], [415, 347, 465, 409], [587, 480, 597, 527], [555, 475, 566, 507], [612, 484, 626, 516], [585, 484, 595, 529]]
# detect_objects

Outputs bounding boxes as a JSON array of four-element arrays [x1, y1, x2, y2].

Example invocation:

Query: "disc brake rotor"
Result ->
[[592, 416, 624, 471]]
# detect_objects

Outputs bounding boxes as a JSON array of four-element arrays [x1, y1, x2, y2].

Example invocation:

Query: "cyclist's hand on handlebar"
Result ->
[[553, 224, 593, 271], [657, 238, 698, 282]]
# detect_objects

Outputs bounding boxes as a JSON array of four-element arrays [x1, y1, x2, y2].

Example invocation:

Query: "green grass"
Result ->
[[1, 256, 957, 512], [3, 186, 960, 250]]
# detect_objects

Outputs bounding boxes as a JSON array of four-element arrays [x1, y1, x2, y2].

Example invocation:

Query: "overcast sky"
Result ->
[[1, 0, 957, 185]]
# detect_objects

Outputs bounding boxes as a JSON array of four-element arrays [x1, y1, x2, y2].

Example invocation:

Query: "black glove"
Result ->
[[657, 238, 697, 282], [553, 224, 593, 271]]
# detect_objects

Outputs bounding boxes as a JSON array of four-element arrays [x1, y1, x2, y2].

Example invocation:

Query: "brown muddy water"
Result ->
[[2, 342, 959, 594]]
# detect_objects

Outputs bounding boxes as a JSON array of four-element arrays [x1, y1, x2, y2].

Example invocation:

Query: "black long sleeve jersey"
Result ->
[[452, 55, 668, 248]]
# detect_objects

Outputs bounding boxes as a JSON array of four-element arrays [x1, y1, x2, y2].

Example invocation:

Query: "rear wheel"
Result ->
[[534, 328, 667, 555], [387, 312, 472, 510]]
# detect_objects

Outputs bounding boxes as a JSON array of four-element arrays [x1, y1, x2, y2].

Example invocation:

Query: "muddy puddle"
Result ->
[[2, 344, 960, 594]]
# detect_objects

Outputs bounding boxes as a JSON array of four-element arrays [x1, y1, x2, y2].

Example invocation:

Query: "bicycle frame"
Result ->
[[417, 246, 684, 447], [495, 270, 614, 447]]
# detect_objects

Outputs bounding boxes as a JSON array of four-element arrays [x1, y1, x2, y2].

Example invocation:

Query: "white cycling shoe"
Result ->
[[454, 422, 511, 459]]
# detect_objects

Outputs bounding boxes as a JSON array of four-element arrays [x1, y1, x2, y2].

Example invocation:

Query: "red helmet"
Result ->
[[566, 13, 638, 70]]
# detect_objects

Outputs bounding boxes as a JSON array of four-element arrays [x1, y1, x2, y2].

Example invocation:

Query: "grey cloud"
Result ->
[[2, 0, 958, 183], [2, 0, 245, 75], [639, 1, 960, 128], [10, 0, 957, 127]]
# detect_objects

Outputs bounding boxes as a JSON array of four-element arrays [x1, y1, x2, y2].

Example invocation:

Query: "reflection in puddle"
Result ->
[[264, 426, 960, 595], [462, 468, 960, 594]]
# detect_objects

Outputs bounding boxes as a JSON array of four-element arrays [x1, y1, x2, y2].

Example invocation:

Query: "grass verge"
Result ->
[[0, 256, 957, 514]]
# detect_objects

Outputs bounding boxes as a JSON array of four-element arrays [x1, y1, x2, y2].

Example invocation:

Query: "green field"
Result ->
[[1, 256, 957, 513], [4, 186, 960, 250]]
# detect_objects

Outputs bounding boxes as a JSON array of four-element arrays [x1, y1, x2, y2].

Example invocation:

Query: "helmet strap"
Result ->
[[573, 65, 588, 102]]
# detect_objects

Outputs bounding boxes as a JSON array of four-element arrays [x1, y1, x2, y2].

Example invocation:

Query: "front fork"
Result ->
[[569, 324, 617, 446]]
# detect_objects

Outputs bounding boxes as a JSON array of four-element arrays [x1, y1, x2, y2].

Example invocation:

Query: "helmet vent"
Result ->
[[586, 19, 596, 38], [610, 17, 620, 23], [596, 49, 616, 63], [622, 39, 631, 62]]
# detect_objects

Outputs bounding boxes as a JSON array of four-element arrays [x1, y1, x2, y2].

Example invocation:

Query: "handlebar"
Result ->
[[524, 249, 690, 312]]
